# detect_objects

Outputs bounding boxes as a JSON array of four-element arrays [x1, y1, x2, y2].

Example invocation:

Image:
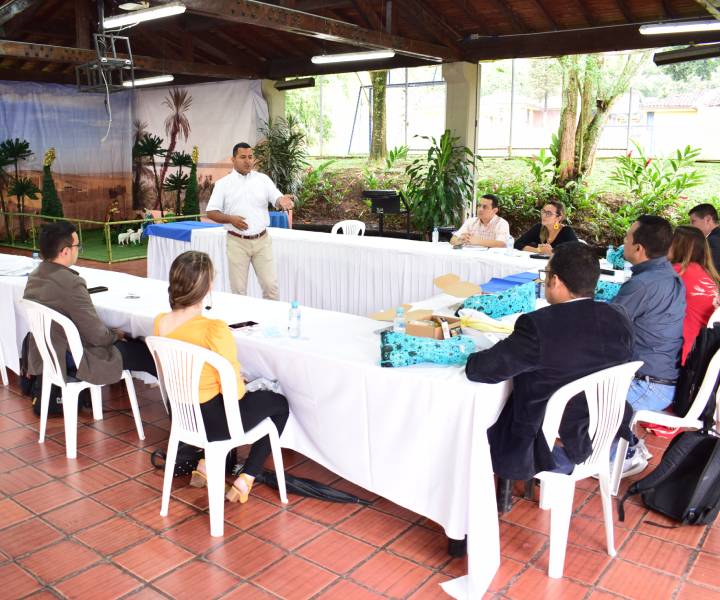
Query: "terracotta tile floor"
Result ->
[[1, 254, 719, 599]]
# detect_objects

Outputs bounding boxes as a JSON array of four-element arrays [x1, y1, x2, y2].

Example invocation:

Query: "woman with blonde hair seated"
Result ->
[[514, 200, 578, 255], [154, 251, 289, 503], [668, 225, 720, 364]]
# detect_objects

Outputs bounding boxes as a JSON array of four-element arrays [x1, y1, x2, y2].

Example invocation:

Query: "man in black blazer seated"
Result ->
[[465, 242, 635, 511]]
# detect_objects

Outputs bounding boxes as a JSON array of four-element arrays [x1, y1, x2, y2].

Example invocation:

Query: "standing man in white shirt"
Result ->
[[450, 194, 510, 248], [206, 142, 295, 299]]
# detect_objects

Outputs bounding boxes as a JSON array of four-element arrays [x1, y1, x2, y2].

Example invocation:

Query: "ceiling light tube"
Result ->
[[639, 20, 720, 35], [104, 1, 186, 29], [122, 74, 175, 88], [311, 50, 395, 64]]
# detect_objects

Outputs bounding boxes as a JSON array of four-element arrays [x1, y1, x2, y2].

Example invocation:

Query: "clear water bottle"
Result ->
[[431, 227, 439, 244], [505, 235, 514, 255], [393, 307, 406, 334], [605, 244, 614, 263], [288, 300, 301, 338], [623, 261, 633, 282], [31, 251, 40, 270]]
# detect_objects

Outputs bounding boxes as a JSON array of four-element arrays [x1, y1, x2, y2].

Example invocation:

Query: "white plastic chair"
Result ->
[[331, 219, 365, 236], [535, 360, 643, 579], [20, 299, 144, 459], [611, 347, 720, 496], [145, 336, 288, 537], [0, 342, 8, 385]]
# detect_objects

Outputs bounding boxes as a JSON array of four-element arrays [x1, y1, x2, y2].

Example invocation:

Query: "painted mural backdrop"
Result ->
[[132, 79, 269, 214], [0, 81, 133, 227]]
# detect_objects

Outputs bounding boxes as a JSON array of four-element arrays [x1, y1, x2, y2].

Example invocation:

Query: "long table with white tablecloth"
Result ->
[[0, 253, 508, 599]]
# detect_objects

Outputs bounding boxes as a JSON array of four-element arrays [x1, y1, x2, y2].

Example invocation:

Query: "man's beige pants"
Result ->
[[226, 233, 279, 300]]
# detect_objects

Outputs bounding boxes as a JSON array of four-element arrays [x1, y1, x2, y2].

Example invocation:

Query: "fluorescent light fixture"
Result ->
[[122, 74, 175, 87], [104, 1, 186, 29], [640, 20, 720, 35], [654, 43, 720, 66], [311, 49, 395, 64], [274, 77, 315, 91]]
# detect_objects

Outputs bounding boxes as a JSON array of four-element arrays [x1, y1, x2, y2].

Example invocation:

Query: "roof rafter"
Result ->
[[350, 0, 382, 30], [0, 0, 41, 26], [399, 0, 462, 50], [154, 0, 458, 61]]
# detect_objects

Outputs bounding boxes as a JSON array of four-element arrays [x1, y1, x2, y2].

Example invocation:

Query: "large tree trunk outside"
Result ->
[[555, 57, 579, 185], [369, 70, 387, 161]]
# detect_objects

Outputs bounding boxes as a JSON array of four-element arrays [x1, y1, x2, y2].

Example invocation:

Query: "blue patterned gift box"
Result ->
[[380, 331, 476, 368], [594, 280, 622, 302], [607, 246, 626, 270], [461, 281, 536, 318]]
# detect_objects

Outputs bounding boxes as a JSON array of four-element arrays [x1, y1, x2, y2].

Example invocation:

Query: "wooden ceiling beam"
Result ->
[[570, 0, 595, 27], [74, 0, 91, 49], [532, 0, 558, 29], [0, 0, 41, 26], [485, 0, 530, 34], [211, 28, 270, 63], [0, 65, 75, 83], [464, 23, 720, 61], [399, 0, 462, 50], [350, 0, 382, 31], [614, 0, 634, 22], [661, 1, 678, 19], [0, 39, 258, 78], [156, 0, 458, 61]]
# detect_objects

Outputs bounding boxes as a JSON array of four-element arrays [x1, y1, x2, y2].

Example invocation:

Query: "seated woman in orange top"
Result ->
[[668, 225, 720, 364], [154, 251, 289, 503]]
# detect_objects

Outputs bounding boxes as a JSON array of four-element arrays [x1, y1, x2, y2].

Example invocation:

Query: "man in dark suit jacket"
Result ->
[[465, 242, 635, 487], [23, 221, 155, 385], [689, 203, 720, 272]]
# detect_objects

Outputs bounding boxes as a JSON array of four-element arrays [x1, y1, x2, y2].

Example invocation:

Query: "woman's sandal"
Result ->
[[225, 473, 254, 504], [189, 469, 207, 488]]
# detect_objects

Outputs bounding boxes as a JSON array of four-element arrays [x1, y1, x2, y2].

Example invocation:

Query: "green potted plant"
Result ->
[[254, 116, 308, 197], [41, 147, 64, 220], [182, 146, 200, 219], [404, 130, 476, 238]]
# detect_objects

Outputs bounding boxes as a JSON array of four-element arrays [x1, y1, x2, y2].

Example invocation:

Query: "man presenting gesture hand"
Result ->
[[207, 142, 291, 299]]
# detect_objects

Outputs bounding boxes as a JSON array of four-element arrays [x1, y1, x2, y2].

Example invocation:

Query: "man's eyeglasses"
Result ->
[[538, 268, 552, 282], [540, 210, 557, 217], [67, 243, 83, 252]]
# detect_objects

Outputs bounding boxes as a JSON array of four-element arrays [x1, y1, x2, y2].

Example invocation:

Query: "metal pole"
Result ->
[[348, 86, 362, 154], [471, 62, 481, 218], [404, 67, 409, 147], [318, 76, 324, 157], [625, 87, 633, 153], [508, 59, 515, 158]]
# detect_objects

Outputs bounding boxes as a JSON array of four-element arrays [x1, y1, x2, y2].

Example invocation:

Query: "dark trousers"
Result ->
[[114, 339, 157, 377], [200, 390, 289, 477]]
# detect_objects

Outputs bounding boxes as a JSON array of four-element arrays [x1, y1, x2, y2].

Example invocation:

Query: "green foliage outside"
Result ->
[[254, 116, 309, 197]]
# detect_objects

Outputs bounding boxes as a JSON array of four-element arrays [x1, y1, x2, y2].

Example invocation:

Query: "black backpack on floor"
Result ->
[[618, 430, 720, 526]]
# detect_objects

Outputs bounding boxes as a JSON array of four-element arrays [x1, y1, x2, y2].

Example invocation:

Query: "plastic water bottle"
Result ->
[[288, 301, 301, 338], [505, 235, 514, 255], [31, 251, 40, 270], [431, 227, 439, 244], [623, 261, 633, 282], [393, 307, 406, 334], [605, 244, 614, 263]]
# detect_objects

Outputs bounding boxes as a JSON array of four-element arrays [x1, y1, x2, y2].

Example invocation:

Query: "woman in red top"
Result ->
[[668, 225, 720, 364]]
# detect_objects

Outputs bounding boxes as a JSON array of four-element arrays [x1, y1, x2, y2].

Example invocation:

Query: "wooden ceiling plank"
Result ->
[[400, 0, 462, 49], [155, 0, 459, 61], [614, 0, 634, 22], [570, 0, 595, 27], [485, 0, 530, 34], [211, 28, 270, 62], [456, 1, 490, 36], [350, 0, 383, 30], [0, 39, 258, 78], [532, 0, 558, 29], [74, 0, 91, 49], [661, 0, 678, 19]]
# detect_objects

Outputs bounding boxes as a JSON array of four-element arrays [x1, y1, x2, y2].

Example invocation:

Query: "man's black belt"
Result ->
[[228, 229, 267, 240], [634, 374, 677, 386]]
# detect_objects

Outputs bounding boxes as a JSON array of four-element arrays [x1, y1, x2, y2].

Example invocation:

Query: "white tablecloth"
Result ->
[[0, 253, 508, 599], [247, 229, 557, 315], [146, 226, 231, 292]]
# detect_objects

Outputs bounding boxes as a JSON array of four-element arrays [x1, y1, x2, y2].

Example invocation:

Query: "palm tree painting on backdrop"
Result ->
[[158, 88, 192, 210]]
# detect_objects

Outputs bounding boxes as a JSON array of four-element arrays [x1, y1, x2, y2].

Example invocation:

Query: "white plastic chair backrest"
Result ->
[[707, 307, 720, 327], [331, 220, 365, 236], [680, 346, 720, 423], [541, 361, 643, 474], [145, 336, 242, 447], [20, 299, 85, 388]]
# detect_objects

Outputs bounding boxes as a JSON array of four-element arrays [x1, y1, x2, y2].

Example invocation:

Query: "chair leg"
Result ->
[[267, 427, 288, 504], [122, 371, 145, 440], [205, 447, 226, 537], [89, 386, 103, 421], [0, 363, 7, 386], [160, 436, 178, 517], [611, 438, 629, 497], [547, 478, 575, 579], [38, 375, 52, 444], [598, 471, 617, 557], [62, 389, 80, 459], [497, 478, 513, 513]]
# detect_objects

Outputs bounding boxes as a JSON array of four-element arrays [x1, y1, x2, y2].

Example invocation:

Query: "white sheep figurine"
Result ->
[[129, 229, 143, 245], [118, 228, 134, 245]]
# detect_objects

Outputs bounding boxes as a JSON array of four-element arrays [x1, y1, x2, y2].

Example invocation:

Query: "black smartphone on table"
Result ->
[[87, 286, 109, 294], [229, 320, 258, 329], [529, 254, 550, 260]]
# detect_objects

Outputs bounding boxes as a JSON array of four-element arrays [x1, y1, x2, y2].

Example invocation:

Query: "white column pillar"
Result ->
[[442, 62, 479, 152], [260, 80, 286, 122]]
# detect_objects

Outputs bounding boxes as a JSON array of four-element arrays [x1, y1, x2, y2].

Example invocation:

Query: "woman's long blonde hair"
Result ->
[[539, 200, 566, 244], [668, 225, 720, 286], [168, 251, 214, 309]]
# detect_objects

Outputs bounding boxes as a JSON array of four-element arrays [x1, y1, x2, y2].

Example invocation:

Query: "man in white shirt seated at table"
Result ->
[[450, 194, 510, 248], [206, 142, 295, 300]]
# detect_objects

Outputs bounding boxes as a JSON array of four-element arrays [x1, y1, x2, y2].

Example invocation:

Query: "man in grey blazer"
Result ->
[[23, 221, 155, 384]]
